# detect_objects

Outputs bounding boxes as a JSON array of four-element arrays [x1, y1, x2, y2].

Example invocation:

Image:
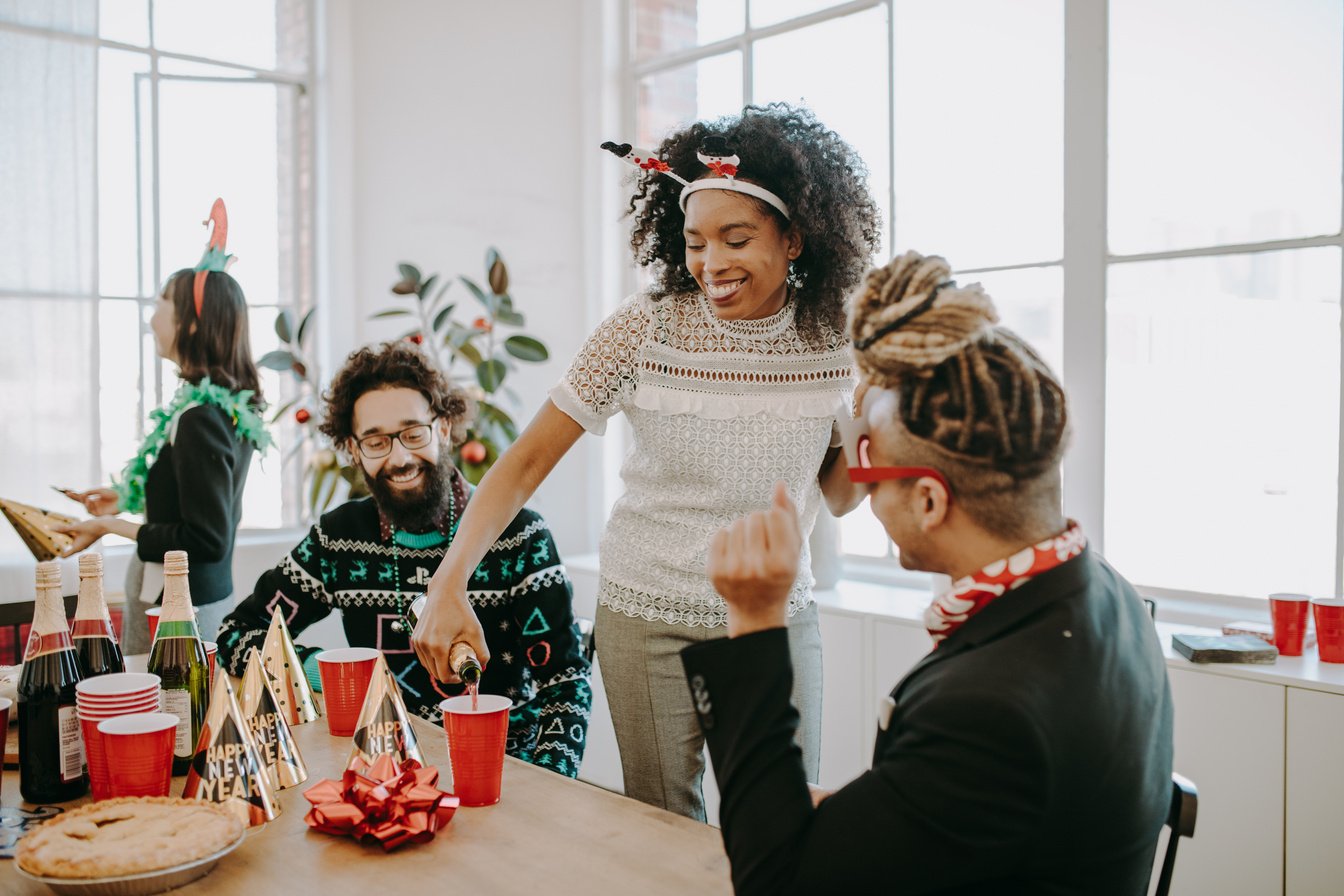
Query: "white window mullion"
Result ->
[[1061, 0, 1109, 549]]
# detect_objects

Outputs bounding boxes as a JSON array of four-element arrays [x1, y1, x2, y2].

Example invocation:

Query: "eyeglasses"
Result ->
[[354, 421, 437, 459], [833, 403, 953, 502]]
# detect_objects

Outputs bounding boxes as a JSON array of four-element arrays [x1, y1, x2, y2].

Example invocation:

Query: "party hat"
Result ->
[[347, 654, 425, 770], [260, 606, 321, 726], [240, 647, 308, 790], [183, 670, 280, 827], [1, 498, 76, 561]]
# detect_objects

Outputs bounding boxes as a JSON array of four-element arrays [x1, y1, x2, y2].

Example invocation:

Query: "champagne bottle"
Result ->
[[19, 560, 88, 802], [449, 641, 482, 710], [147, 550, 209, 775], [72, 552, 125, 678]]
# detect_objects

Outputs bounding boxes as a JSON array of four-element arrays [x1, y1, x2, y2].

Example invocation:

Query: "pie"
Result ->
[[15, 797, 244, 879]]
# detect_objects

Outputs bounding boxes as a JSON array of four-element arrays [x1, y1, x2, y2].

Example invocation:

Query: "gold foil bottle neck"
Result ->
[[35, 559, 62, 589], [78, 552, 103, 577], [164, 549, 190, 576]]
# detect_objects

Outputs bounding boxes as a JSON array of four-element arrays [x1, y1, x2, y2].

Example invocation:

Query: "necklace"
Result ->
[[388, 481, 457, 634]]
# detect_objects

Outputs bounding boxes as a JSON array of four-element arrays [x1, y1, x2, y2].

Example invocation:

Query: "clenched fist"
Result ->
[[707, 480, 803, 638]]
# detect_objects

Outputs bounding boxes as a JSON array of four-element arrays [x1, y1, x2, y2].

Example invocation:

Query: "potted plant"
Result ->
[[261, 248, 549, 517]]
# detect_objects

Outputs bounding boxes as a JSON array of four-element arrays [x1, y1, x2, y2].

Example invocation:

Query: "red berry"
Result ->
[[472, 317, 492, 332], [295, 408, 311, 424], [406, 332, 424, 345], [460, 440, 487, 464]]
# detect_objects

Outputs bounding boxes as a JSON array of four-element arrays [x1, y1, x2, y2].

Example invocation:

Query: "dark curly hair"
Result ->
[[627, 102, 881, 346], [320, 342, 474, 450]]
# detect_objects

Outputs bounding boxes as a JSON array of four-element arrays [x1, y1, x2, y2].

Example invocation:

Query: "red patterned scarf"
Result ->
[[925, 522, 1086, 645]]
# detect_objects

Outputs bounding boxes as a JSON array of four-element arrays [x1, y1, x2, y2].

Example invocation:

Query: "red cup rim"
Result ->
[[1269, 593, 1312, 602], [316, 647, 380, 664], [439, 694, 512, 716], [78, 696, 161, 707], [98, 712, 179, 735], [144, 608, 161, 615], [78, 687, 160, 699], [76, 673, 161, 697], [1311, 598, 1344, 607], [79, 705, 161, 720]]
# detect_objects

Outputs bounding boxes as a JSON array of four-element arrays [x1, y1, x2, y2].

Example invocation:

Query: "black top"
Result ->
[[681, 548, 1174, 896], [137, 403, 254, 605]]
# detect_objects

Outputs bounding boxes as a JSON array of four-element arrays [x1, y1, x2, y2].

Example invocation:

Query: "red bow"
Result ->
[[706, 160, 738, 177], [303, 754, 460, 851]]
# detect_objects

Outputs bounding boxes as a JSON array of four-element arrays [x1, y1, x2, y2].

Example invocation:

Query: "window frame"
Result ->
[[0, 5, 316, 528], [614, 0, 1344, 611]]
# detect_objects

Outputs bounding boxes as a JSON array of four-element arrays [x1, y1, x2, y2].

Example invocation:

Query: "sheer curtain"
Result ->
[[0, 0, 99, 557]]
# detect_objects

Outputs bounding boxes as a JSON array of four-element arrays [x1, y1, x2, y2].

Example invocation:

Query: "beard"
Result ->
[[362, 444, 456, 533]]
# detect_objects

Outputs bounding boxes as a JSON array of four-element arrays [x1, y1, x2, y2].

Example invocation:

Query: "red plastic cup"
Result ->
[[0, 697, 10, 801], [98, 713, 178, 798], [1269, 593, 1311, 657], [79, 698, 159, 801], [1312, 599, 1344, 663], [439, 694, 511, 807], [316, 648, 380, 737], [203, 641, 218, 683], [145, 607, 161, 642]]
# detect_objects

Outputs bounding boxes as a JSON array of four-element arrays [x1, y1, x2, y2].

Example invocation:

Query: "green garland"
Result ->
[[112, 378, 273, 515]]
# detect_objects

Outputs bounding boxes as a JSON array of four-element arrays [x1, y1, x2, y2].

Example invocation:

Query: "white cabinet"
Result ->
[[870, 619, 933, 745], [1286, 688, 1344, 896], [817, 609, 867, 789], [1167, 668, 1284, 896]]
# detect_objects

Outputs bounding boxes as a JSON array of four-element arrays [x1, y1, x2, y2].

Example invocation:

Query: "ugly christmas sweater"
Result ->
[[217, 495, 592, 778]]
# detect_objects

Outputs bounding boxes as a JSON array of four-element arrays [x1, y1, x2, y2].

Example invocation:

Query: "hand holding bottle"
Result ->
[[411, 582, 490, 684]]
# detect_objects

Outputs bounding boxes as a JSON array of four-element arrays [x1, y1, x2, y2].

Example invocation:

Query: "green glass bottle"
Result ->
[[147, 550, 209, 775]]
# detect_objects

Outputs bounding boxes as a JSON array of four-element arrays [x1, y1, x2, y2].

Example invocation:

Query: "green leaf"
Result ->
[[371, 308, 412, 319], [478, 400, 519, 442], [397, 263, 422, 284], [460, 276, 495, 314], [258, 350, 297, 371], [269, 397, 299, 423], [457, 340, 484, 366], [504, 335, 548, 362], [476, 359, 506, 392], [418, 274, 438, 303], [432, 303, 457, 333], [296, 308, 316, 348], [274, 309, 294, 344], [496, 308, 526, 327], [308, 466, 329, 517], [487, 249, 509, 295]]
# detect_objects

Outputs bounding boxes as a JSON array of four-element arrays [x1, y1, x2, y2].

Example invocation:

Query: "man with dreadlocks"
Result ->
[[682, 250, 1174, 894]]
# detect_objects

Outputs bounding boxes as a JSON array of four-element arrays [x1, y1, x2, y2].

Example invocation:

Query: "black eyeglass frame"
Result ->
[[353, 420, 439, 459]]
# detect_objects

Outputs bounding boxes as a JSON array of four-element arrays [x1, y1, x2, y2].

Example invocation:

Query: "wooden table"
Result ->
[[1, 697, 731, 894]]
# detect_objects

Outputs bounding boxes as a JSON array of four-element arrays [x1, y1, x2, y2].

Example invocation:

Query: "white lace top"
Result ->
[[549, 292, 854, 628]]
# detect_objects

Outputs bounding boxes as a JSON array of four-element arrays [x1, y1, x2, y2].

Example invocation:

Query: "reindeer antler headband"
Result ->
[[192, 198, 236, 317], [600, 135, 791, 220]]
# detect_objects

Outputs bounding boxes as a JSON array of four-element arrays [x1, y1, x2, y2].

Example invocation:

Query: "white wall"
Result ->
[[318, 0, 610, 558]]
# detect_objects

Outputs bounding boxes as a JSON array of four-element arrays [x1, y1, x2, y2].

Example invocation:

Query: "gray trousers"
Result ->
[[594, 600, 822, 822], [121, 556, 232, 654]]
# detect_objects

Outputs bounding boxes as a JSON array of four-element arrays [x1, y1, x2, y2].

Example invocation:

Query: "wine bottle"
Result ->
[[147, 550, 209, 775], [449, 641, 482, 709], [72, 552, 125, 678], [18, 560, 88, 802]]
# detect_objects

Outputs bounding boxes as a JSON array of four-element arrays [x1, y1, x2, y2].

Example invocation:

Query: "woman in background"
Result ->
[[59, 201, 269, 649]]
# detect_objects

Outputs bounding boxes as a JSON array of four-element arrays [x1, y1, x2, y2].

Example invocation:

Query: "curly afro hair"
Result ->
[[320, 341, 475, 450], [627, 102, 881, 347]]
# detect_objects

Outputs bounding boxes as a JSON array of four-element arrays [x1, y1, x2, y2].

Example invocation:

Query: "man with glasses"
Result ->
[[681, 252, 1173, 894], [217, 341, 591, 777]]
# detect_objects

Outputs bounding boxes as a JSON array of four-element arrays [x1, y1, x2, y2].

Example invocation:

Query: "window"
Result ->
[[0, 0, 313, 557], [621, 0, 1344, 604]]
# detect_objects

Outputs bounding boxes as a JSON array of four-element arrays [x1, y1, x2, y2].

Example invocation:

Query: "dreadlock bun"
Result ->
[[850, 252, 998, 383], [850, 250, 1067, 483]]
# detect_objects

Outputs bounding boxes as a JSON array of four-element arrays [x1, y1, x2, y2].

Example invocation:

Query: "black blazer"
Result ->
[[137, 403, 254, 606], [681, 547, 1173, 896]]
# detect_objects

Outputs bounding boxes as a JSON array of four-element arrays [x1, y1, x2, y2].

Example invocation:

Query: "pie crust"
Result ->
[[15, 797, 244, 879]]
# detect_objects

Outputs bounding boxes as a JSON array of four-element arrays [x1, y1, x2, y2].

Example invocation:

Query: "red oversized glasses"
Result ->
[[834, 403, 953, 501]]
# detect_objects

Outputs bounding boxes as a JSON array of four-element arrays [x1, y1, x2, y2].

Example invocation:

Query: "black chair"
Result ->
[[1153, 772, 1198, 896]]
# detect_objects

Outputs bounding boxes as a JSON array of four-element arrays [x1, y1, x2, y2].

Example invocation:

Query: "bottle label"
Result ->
[[162, 688, 194, 759], [59, 704, 85, 783], [155, 620, 200, 640], [23, 631, 74, 661], [71, 618, 117, 640]]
